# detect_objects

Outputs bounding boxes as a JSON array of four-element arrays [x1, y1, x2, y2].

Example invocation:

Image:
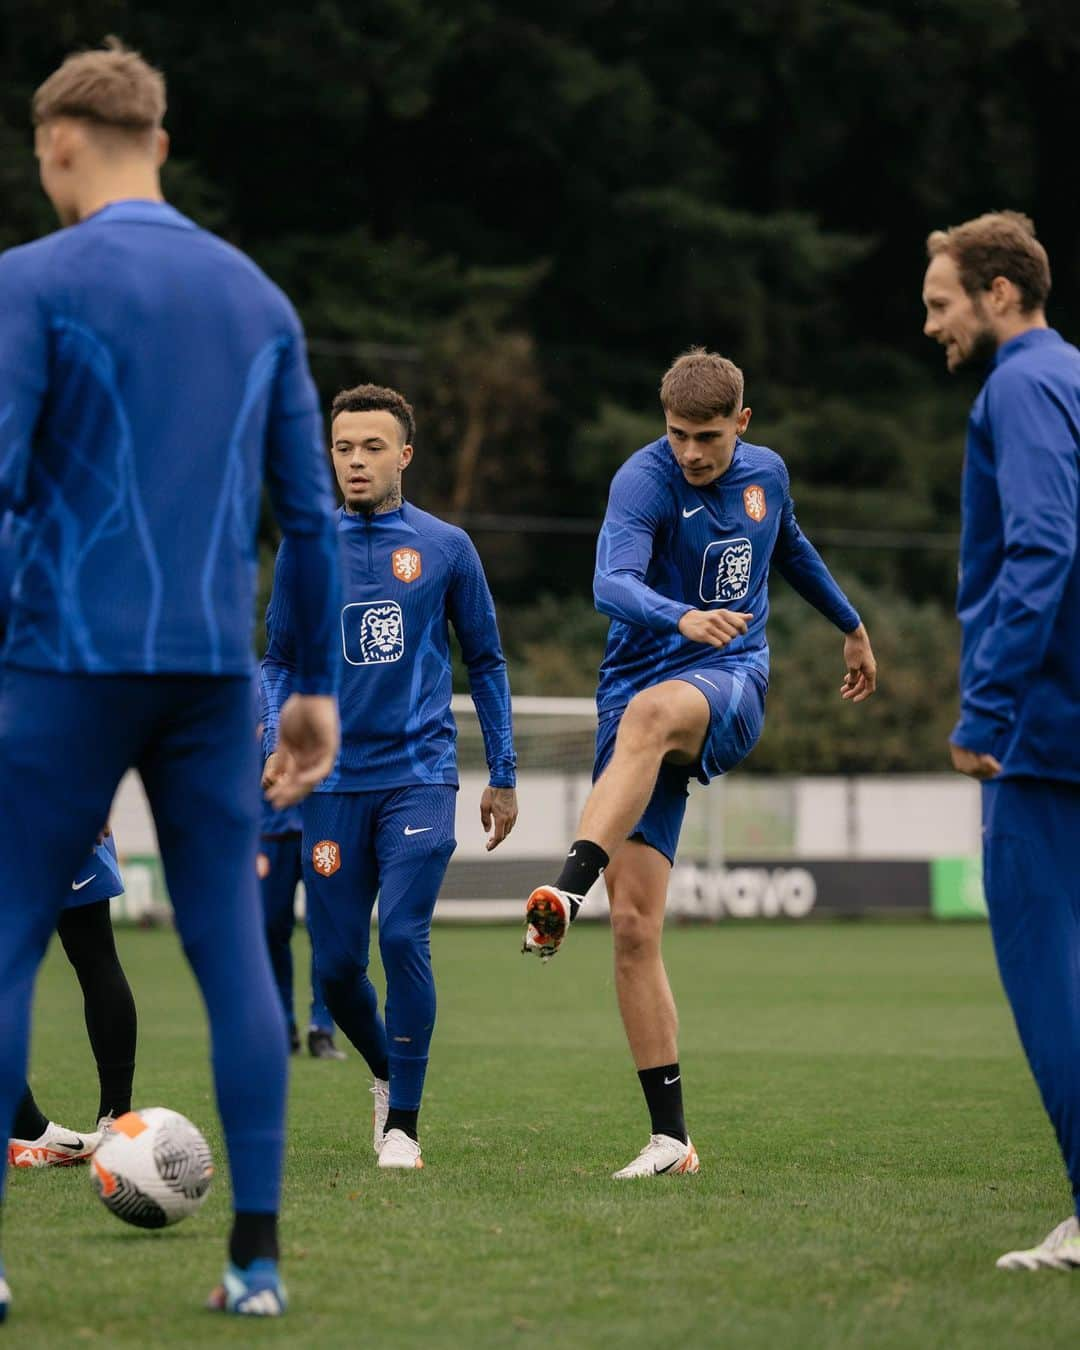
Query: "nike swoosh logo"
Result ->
[[693, 674, 720, 692], [567, 849, 577, 857], [682, 506, 705, 518], [663, 1075, 681, 1086], [403, 826, 433, 836], [55, 1136, 86, 1151], [71, 875, 96, 891], [653, 1159, 679, 1174]]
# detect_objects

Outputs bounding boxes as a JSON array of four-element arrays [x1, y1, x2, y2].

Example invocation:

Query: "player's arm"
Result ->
[[259, 539, 298, 794], [261, 312, 342, 806], [446, 533, 518, 852], [771, 466, 876, 702], [594, 464, 751, 647], [0, 252, 48, 511], [951, 368, 1079, 775]]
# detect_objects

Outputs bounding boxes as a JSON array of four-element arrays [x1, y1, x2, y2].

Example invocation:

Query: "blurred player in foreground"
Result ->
[[923, 213, 1080, 1271], [0, 40, 340, 1320], [262, 384, 517, 1169], [522, 349, 876, 1178], [256, 797, 344, 1060]]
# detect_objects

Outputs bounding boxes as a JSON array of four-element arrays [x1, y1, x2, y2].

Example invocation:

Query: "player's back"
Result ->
[[0, 200, 321, 676]]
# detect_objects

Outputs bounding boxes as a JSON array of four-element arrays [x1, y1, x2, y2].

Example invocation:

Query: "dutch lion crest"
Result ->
[[341, 600, 406, 666], [699, 537, 753, 605]]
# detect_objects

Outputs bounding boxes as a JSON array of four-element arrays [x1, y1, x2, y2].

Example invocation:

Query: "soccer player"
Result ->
[[256, 798, 344, 1060], [522, 348, 877, 1178], [921, 213, 1080, 1271], [262, 383, 517, 1170], [0, 40, 341, 1321]]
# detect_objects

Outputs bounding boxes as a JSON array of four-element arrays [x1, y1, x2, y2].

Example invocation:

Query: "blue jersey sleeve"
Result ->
[[952, 365, 1080, 756], [0, 249, 48, 510], [771, 463, 861, 632], [594, 462, 694, 633], [259, 540, 298, 758], [445, 531, 516, 788], [262, 311, 342, 696]]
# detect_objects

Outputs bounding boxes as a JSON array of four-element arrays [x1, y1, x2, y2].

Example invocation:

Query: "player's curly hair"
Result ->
[[32, 36, 165, 133], [660, 348, 744, 422], [331, 384, 416, 445], [926, 212, 1050, 314]]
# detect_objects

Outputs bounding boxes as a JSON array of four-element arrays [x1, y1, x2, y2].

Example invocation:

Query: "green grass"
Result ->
[[6, 922, 1079, 1348]]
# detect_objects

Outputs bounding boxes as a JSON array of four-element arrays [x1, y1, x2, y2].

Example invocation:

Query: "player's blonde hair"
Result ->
[[926, 212, 1050, 314], [660, 348, 745, 421], [32, 36, 166, 135]]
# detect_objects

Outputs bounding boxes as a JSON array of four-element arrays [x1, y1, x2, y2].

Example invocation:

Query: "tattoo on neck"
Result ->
[[373, 484, 403, 515]]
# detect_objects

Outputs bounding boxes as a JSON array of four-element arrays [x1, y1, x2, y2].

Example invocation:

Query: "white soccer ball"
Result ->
[[90, 1108, 214, 1228]]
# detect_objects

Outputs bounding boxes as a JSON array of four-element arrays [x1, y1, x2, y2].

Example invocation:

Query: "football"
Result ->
[[90, 1108, 214, 1229]]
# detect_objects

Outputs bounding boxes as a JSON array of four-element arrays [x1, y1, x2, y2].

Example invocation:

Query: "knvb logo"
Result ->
[[311, 840, 341, 877], [342, 600, 405, 665], [699, 537, 752, 604], [392, 547, 422, 583]]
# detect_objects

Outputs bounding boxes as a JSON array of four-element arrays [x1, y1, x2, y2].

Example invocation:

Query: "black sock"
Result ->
[[637, 1063, 687, 1144], [554, 840, 609, 918], [56, 900, 137, 1122], [12, 1086, 48, 1141], [384, 1107, 419, 1141], [229, 1211, 279, 1268]]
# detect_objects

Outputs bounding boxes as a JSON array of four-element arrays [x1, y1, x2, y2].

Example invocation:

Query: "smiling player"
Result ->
[[262, 383, 517, 1169], [522, 348, 877, 1178]]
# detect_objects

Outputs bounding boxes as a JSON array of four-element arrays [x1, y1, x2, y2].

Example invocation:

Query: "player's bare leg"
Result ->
[[607, 843, 677, 1067], [524, 683, 709, 958], [605, 841, 698, 1177]]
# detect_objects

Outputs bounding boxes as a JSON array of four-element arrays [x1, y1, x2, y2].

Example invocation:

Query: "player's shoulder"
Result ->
[[987, 330, 1080, 396], [0, 226, 68, 291], [611, 438, 680, 496], [735, 438, 789, 485], [401, 503, 479, 569]]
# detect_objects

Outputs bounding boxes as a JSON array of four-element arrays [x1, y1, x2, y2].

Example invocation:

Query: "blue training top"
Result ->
[[594, 436, 860, 714], [0, 199, 339, 689], [955, 328, 1080, 780], [261, 503, 516, 793]]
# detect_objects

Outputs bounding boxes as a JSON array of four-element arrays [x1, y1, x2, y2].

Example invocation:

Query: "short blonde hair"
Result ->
[[32, 36, 166, 133], [660, 347, 745, 421], [927, 211, 1050, 313]]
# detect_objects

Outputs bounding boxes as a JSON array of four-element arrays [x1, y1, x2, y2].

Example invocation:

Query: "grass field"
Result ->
[[7, 921, 1079, 1349]]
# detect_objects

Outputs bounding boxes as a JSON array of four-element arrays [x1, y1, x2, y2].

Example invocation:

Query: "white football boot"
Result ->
[[7, 1120, 102, 1168], [612, 1133, 700, 1179], [522, 886, 578, 961], [996, 1216, 1080, 1270], [377, 1128, 424, 1170], [371, 1078, 389, 1153]]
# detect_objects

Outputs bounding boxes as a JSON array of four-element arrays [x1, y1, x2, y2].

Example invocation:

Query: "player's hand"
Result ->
[[256, 851, 271, 880], [264, 694, 340, 809], [481, 786, 518, 852], [840, 624, 877, 703], [949, 743, 1002, 780], [678, 608, 753, 649]]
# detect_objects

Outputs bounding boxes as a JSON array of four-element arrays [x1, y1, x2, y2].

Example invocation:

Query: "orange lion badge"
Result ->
[[743, 484, 767, 523], [311, 840, 342, 877], [392, 547, 422, 583]]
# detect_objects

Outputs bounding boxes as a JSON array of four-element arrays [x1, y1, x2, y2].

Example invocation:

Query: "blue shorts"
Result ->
[[66, 834, 124, 910], [594, 663, 766, 864]]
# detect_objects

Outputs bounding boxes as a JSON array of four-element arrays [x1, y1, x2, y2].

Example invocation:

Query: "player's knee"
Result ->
[[378, 925, 428, 974], [610, 902, 661, 962], [619, 688, 680, 755]]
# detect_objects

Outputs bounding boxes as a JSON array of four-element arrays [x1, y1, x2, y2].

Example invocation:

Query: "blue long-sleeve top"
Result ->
[[261, 503, 516, 792], [954, 328, 1080, 779], [0, 199, 340, 690], [593, 437, 860, 714]]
